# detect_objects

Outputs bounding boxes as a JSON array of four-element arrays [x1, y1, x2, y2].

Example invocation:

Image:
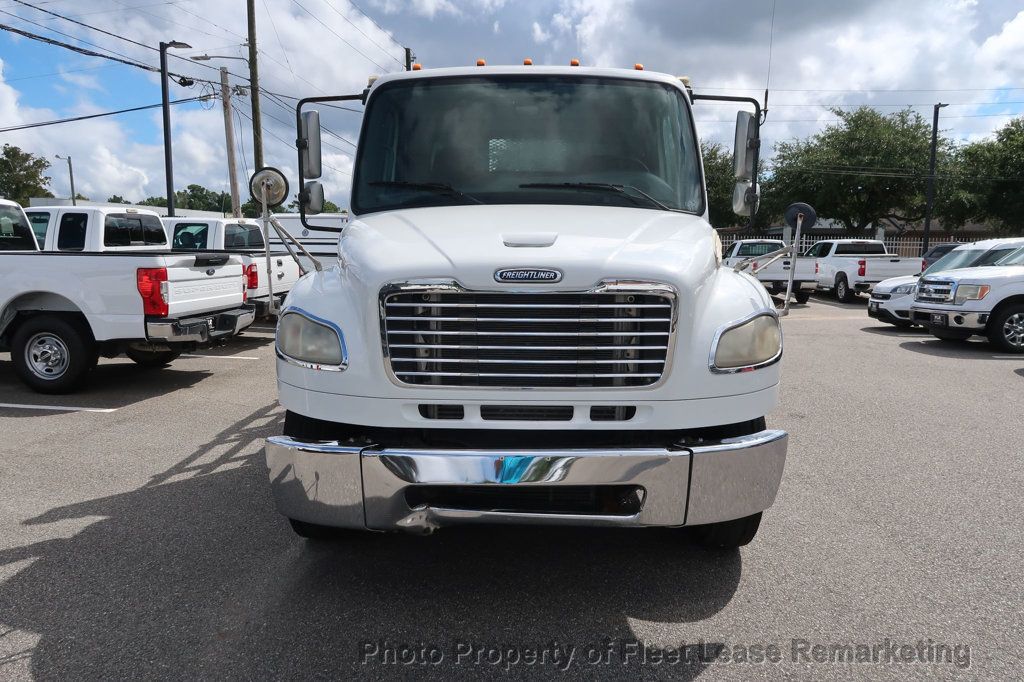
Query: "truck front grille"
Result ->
[[915, 279, 955, 303], [381, 286, 675, 388]]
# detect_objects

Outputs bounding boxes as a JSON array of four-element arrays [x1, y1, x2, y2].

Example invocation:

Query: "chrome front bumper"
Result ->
[[264, 430, 788, 533], [146, 306, 255, 343], [910, 305, 989, 331]]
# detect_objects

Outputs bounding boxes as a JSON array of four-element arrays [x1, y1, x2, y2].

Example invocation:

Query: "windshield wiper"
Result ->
[[369, 181, 483, 204], [519, 182, 678, 211]]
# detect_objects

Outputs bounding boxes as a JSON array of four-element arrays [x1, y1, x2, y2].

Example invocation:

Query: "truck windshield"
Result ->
[[351, 75, 703, 215], [925, 246, 1019, 274], [995, 246, 1024, 266], [0, 205, 37, 251]]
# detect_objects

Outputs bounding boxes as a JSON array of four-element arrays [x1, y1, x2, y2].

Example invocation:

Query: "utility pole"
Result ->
[[159, 40, 191, 216], [404, 47, 412, 71], [55, 154, 75, 205], [246, 0, 264, 169], [219, 67, 241, 217], [922, 102, 948, 254]]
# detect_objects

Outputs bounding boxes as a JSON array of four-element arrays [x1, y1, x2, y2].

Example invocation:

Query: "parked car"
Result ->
[[722, 238, 816, 303], [264, 64, 791, 548], [921, 242, 963, 271], [911, 245, 1024, 351], [806, 239, 920, 302], [1, 199, 254, 393], [164, 217, 302, 317], [869, 238, 1024, 327]]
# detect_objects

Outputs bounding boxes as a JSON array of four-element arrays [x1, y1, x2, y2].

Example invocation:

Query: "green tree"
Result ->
[[107, 195, 132, 204], [286, 196, 343, 214], [139, 196, 168, 207], [175, 184, 231, 212], [957, 117, 1024, 234], [701, 141, 739, 229], [763, 107, 943, 232], [0, 144, 54, 206]]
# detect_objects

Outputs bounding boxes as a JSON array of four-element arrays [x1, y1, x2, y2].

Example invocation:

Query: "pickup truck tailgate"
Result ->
[[163, 253, 244, 317]]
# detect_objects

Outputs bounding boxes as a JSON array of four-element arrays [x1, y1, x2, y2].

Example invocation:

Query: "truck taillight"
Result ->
[[857, 259, 866, 277], [245, 263, 259, 289], [814, 261, 819, 274], [922, 258, 926, 272], [136, 267, 168, 317]]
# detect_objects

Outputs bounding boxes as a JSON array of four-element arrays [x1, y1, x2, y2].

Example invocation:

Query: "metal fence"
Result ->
[[720, 234, 962, 257]]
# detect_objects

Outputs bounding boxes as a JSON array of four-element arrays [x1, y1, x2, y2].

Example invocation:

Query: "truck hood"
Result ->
[[926, 265, 1024, 284], [874, 274, 919, 292], [340, 204, 717, 292]]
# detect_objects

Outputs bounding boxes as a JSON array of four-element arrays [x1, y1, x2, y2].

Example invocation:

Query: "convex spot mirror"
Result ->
[[784, 202, 817, 230], [249, 167, 289, 207]]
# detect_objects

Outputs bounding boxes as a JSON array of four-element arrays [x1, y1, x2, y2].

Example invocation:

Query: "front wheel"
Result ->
[[692, 512, 762, 549], [987, 304, 1024, 353], [125, 348, 181, 367], [11, 315, 97, 394]]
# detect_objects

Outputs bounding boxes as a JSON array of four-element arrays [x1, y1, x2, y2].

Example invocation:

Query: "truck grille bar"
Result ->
[[915, 279, 955, 303], [380, 282, 676, 388]]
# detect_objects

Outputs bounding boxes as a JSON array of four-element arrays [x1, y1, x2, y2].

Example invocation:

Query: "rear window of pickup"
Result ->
[[834, 242, 887, 255], [735, 242, 781, 257], [0, 205, 38, 250], [104, 213, 166, 247]]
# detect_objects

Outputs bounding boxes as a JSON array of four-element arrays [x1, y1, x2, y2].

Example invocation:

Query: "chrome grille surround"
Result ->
[[379, 279, 678, 389], [915, 279, 956, 304]]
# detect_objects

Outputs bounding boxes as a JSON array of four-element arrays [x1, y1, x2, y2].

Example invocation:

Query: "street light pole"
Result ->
[[55, 154, 75, 206], [922, 102, 948, 254], [159, 40, 191, 217]]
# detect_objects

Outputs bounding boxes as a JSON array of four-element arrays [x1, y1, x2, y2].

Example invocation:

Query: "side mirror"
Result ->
[[733, 111, 757, 181], [732, 180, 759, 216], [302, 181, 325, 215], [300, 110, 322, 180]]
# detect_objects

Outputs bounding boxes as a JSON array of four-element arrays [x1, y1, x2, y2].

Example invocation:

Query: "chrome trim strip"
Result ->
[[275, 306, 349, 372], [378, 279, 679, 390], [390, 358, 667, 365], [388, 344, 670, 350], [386, 302, 671, 309], [386, 316, 671, 323], [707, 310, 783, 375]]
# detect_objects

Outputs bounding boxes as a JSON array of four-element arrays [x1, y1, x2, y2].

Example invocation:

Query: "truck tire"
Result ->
[[986, 304, 1024, 353], [794, 290, 811, 304], [930, 329, 972, 342], [692, 512, 762, 549], [125, 348, 182, 367], [11, 315, 98, 394], [834, 275, 854, 303]]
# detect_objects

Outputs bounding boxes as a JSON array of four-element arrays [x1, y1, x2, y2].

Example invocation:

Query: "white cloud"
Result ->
[[531, 21, 551, 44]]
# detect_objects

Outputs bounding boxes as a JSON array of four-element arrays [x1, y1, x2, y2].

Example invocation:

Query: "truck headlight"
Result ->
[[276, 308, 347, 370], [954, 284, 990, 305], [711, 312, 782, 372], [892, 284, 916, 295]]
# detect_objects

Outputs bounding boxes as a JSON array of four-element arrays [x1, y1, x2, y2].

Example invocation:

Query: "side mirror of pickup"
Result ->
[[299, 110, 322, 180]]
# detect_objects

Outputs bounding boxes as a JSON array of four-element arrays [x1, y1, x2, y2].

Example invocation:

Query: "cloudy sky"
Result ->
[[1, 0, 1023, 206]]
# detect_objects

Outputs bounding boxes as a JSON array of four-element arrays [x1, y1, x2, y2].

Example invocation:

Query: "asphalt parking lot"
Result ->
[[1, 300, 1021, 680]]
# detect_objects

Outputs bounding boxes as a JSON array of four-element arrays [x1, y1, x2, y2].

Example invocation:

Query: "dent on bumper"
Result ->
[[264, 430, 788, 532]]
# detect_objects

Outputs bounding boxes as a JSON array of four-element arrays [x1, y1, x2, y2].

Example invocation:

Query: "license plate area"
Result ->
[[930, 313, 948, 326], [868, 301, 879, 312]]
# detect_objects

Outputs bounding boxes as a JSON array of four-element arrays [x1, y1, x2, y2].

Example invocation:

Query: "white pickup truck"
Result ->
[[262, 64, 792, 549], [164, 217, 302, 317], [1, 199, 254, 393], [722, 238, 816, 303], [269, 213, 349, 264], [806, 239, 919, 302], [911, 245, 1024, 351]]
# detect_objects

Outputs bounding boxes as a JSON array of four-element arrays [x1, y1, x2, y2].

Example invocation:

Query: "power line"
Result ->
[[261, 0, 294, 74], [0, 95, 210, 132], [290, 0, 391, 72], [317, 0, 403, 66], [236, 106, 350, 175]]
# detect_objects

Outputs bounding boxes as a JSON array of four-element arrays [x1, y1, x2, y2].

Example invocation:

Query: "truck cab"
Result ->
[[264, 65, 789, 548], [723, 239, 817, 303], [26, 206, 168, 252]]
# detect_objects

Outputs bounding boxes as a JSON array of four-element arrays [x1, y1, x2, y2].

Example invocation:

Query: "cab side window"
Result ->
[[57, 213, 88, 251], [26, 211, 50, 244]]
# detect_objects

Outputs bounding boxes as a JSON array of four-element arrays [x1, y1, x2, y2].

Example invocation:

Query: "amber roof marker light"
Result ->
[[412, 63, 422, 70], [634, 63, 644, 70], [523, 58, 533, 65], [570, 58, 580, 66], [476, 58, 486, 66]]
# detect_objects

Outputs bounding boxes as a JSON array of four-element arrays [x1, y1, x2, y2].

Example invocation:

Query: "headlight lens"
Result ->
[[713, 314, 782, 370], [277, 311, 346, 368], [892, 284, 916, 295], [954, 284, 990, 305]]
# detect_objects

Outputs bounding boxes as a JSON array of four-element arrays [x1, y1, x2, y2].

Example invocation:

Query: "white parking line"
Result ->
[[182, 354, 260, 360], [0, 402, 117, 413]]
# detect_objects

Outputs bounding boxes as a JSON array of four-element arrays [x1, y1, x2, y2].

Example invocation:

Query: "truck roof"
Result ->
[[27, 205, 162, 218], [369, 65, 690, 95], [0, 198, 20, 208], [956, 237, 1024, 250]]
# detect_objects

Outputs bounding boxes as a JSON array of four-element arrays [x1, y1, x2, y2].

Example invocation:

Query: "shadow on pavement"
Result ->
[[859, 325, 929, 337], [191, 332, 276, 356], [898, 338, 1012, 360], [0, 405, 742, 680], [0, 357, 212, 413], [808, 295, 868, 309]]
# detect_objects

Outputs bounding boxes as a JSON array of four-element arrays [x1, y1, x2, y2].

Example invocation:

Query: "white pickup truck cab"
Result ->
[[911, 245, 1024, 351], [722, 238, 816, 303], [806, 239, 919, 302], [163, 217, 302, 317], [264, 65, 791, 548], [1, 200, 254, 393], [869, 238, 1024, 327], [268, 213, 349, 265]]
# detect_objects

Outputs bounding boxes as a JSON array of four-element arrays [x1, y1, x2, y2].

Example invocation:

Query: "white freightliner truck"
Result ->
[[263, 64, 798, 548]]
